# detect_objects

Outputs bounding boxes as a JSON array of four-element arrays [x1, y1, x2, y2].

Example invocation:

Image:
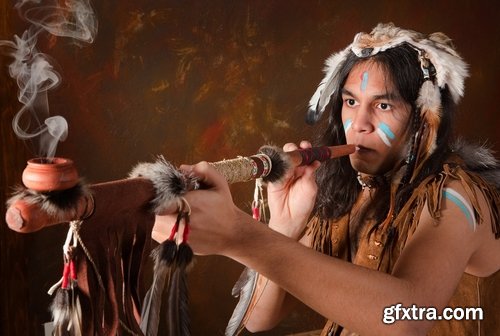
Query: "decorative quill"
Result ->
[[225, 179, 264, 336], [225, 267, 258, 336]]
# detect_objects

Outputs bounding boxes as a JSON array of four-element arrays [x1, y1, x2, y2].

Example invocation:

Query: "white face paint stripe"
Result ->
[[343, 119, 352, 133], [443, 188, 477, 231], [376, 128, 392, 147], [376, 122, 395, 147]]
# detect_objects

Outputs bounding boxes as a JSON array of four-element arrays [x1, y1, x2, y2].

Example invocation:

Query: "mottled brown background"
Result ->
[[1, 0, 499, 335]]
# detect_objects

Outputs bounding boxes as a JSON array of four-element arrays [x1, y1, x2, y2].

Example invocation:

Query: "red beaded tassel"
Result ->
[[48, 221, 83, 336]]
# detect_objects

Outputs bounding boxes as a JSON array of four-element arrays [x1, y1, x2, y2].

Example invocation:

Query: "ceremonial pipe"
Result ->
[[211, 144, 356, 183], [5, 144, 355, 233], [284, 144, 356, 167]]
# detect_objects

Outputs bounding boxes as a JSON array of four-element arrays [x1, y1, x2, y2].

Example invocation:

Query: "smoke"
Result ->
[[0, 0, 97, 159]]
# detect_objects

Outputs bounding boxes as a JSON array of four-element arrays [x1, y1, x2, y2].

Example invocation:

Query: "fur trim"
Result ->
[[351, 23, 468, 103], [129, 155, 192, 214], [417, 80, 442, 113], [7, 182, 90, 220], [452, 139, 500, 189], [258, 145, 291, 183]]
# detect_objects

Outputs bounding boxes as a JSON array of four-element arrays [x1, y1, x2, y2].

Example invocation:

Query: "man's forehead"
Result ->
[[341, 87, 401, 101], [344, 63, 399, 96]]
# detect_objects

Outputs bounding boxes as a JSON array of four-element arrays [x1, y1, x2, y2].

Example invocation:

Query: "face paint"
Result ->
[[343, 119, 352, 134], [376, 122, 396, 147], [443, 188, 477, 231], [360, 71, 369, 92]]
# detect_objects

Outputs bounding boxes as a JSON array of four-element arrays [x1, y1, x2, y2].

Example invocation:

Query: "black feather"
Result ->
[[166, 242, 193, 336], [140, 240, 178, 336], [167, 267, 190, 336]]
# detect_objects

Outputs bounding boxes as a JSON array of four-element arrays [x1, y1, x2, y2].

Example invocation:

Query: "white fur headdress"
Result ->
[[307, 23, 469, 179]]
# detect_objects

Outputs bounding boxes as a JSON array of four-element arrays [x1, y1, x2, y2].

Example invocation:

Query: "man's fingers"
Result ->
[[299, 140, 312, 149], [302, 160, 321, 178], [284, 140, 312, 153], [283, 142, 299, 152], [180, 161, 229, 193]]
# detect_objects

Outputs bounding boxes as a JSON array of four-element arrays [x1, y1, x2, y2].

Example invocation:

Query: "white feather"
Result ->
[[225, 268, 258, 336], [307, 47, 351, 123]]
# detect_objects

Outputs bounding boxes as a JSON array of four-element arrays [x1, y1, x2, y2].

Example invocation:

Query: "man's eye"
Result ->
[[345, 99, 356, 107], [378, 103, 391, 111]]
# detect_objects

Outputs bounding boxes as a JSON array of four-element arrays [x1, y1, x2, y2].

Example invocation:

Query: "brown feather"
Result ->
[[413, 81, 442, 179]]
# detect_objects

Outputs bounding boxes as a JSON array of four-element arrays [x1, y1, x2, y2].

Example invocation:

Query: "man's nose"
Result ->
[[351, 105, 374, 133]]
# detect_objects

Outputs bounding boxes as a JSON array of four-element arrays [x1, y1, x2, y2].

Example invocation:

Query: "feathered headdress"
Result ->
[[307, 23, 469, 180]]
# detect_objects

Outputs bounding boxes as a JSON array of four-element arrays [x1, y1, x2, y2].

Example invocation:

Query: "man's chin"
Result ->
[[350, 160, 388, 176]]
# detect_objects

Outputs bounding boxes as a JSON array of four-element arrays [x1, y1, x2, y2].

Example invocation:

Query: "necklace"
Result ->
[[356, 172, 384, 190]]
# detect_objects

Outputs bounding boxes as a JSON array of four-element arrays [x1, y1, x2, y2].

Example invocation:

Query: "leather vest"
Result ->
[[310, 164, 500, 336]]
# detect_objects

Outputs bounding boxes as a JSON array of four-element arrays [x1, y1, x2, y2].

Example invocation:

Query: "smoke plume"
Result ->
[[0, 0, 97, 159]]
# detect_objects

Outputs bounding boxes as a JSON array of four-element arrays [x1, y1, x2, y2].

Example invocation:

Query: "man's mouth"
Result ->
[[355, 145, 372, 152]]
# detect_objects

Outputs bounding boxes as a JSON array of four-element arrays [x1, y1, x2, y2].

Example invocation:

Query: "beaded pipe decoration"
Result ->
[[211, 144, 356, 184]]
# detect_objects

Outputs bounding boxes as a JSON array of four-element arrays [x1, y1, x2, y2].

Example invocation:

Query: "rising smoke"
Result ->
[[0, 0, 97, 159]]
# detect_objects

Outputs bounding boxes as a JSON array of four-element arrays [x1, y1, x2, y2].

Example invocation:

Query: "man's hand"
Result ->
[[266, 140, 320, 240]]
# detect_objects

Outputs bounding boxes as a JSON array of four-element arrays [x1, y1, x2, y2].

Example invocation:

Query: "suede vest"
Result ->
[[310, 163, 500, 336]]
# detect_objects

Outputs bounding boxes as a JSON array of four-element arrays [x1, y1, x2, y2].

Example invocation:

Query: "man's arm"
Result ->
[[243, 232, 312, 332], [179, 163, 498, 336]]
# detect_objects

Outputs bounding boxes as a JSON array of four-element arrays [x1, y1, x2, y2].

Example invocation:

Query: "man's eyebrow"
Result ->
[[341, 88, 402, 102], [373, 92, 402, 101], [341, 88, 356, 97]]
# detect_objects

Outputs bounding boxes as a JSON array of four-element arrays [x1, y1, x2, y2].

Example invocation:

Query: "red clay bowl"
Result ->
[[22, 157, 79, 192]]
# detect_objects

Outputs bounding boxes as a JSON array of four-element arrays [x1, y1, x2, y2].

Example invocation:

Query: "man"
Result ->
[[154, 23, 500, 335]]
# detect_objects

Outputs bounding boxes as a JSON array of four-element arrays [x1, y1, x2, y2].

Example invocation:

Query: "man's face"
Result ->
[[341, 61, 411, 175]]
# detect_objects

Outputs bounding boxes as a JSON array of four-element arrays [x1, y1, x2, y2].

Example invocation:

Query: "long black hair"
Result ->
[[313, 43, 456, 223]]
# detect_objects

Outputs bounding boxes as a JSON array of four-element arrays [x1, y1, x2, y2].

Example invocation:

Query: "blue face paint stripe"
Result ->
[[377, 122, 395, 140], [343, 119, 352, 132], [443, 188, 475, 229], [361, 72, 369, 91]]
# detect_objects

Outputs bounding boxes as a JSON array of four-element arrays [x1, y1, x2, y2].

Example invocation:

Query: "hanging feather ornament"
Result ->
[[140, 198, 193, 336], [225, 267, 258, 336], [166, 211, 193, 336], [132, 157, 193, 336], [140, 217, 178, 336], [225, 179, 266, 336], [411, 53, 441, 181], [132, 148, 354, 336], [48, 220, 84, 336]]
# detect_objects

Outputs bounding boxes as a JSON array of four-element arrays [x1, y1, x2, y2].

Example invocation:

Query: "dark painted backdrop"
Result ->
[[1, 0, 499, 335]]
